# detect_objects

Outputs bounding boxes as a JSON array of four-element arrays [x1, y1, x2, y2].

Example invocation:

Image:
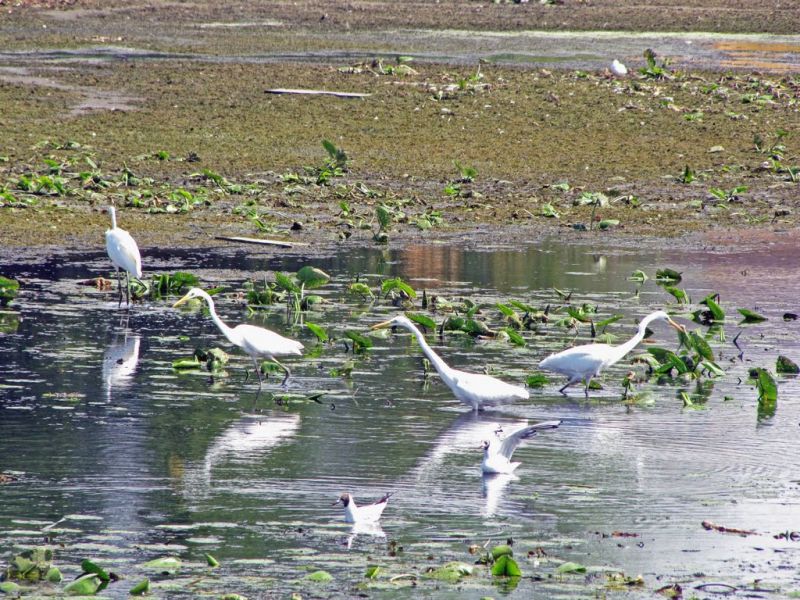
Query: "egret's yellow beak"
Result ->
[[667, 318, 685, 333], [371, 319, 394, 330], [172, 294, 191, 308]]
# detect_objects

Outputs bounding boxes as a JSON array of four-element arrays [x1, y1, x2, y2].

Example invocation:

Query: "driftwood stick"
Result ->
[[265, 88, 371, 98], [214, 236, 307, 248]]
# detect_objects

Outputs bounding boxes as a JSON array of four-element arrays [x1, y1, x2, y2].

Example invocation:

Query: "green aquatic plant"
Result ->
[[776, 355, 799, 374], [708, 185, 747, 202], [0, 276, 19, 306], [639, 48, 671, 80], [738, 308, 767, 323]]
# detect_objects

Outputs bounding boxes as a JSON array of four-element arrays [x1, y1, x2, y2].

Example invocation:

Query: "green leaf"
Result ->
[[405, 312, 435, 330], [172, 356, 202, 370], [348, 282, 374, 299], [540, 203, 560, 218], [129, 579, 150, 595], [526, 373, 549, 388], [382, 277, 417, 299], [296, 266, 330, 289], [143, 556, 181, 573], [776, 355, 799, 374], [499, 327, 526, 347], [0, 582, 21, 595], [680, 391, 693, 407], [63, 574, 102, 595], [701, 361, 725, 377], [376, 205, 392, 230], [205, 553, 220, 567], [306, 322, 329, 343], [702, 296, 725, 321], [556, 561, 587, 575], [491, 555, 522, 577], [346, 330, 373, 351], [738, 308, 767, 323], [491, 545, 513, 559], [0, 275, 20, 306], [597, 219, 619, 230], [275, 272, 300, 293], [628, 270, 648, 283], [304, 570, 333, 583], [496, 303, 516, 318], [664, 286, 690, 304], [689, 331, 714, 361], [365, 565, 381, 579], [594, 314, 624, 330], [754, 368, 778, 403], [425, 562, 473, 582], [45, 567, 62, 583], [655, 268, 682, 283], [80, 559, 110, 582]]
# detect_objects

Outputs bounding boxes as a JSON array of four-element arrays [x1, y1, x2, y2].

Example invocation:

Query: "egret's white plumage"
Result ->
[[105, 206, 142, 305], [371, 315, 529, 411], [611, 59, 628, 76], [481, 420, 561, 474], [538, 310, 684, 396], [173, 287, 303, 386], [333, 492, 392, 524]]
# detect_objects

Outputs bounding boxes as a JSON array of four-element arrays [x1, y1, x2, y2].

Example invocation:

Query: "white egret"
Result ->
[[333, 492, 392, 524], [538, 310, 684, 397], [371, 315, 529, 411], [105, 206, 142, 306], [173, 288, 303, 386], [481, 420, 562, 475], [610, 59, 628, 76]]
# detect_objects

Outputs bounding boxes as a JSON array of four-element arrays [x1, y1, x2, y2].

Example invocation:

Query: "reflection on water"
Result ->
[[1, 238, 799, 597]]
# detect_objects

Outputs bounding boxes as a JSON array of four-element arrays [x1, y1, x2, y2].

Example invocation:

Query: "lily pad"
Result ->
[[556, 561, 587, 575], [425, 562, 473, 583], [304, 570, 333, 583], [296, 266, 330, 289], [63, 574, 102, 596], [129, 578, 150, 595], [142, 556, 181, 573]]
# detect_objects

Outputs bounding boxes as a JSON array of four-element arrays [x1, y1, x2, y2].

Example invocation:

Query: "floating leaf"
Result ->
[[594, 314, 624, 330], [63, 574, 102, 596], [499, 327, 526, 347], [382, 277, 417, 299], [0, 276, 19, 306], [526, 373, 549, 388], [346, 330, 373, 352], [172, 356, 202, 370], [754, 368, 778, 403], [406, 312, 435, 330], [80, 559, 110, 582], [424, 562, 473, 583], [491, 555, 522, 577], [304, 570, 333, 583], [0, 582, 21, 594], [556, 561, 587, 575], [45, 567, 62, 583], [628, 270, 648, 283], [348, 282, 374, 299], [296, 266, 330, 289], [701, 295, 725, 321], [540, 203, 560, 218], [597, 219, 619, 230], [129, 578, 150, 595], [365, 565, 381, 579], [655, 268, 682, 283], [306, 322, 329, 343], [143, 556, 181, 573], [205, 553, 220, 568], [776, 355, 799, 374], [738, 308, 767, 323]]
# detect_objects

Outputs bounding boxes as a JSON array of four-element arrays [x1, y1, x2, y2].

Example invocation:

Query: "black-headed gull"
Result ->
[[333, 492, 393, 524], [481, 420, 561, 474]]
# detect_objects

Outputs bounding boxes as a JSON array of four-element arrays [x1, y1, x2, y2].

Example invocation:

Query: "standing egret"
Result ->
[[105, 206, 142, 306], [333, 492, 393, 524], [481, 420, 562, 474], [371, 315, 529, 411], [173, 288, 303, 386], [538, 310, 684, 397]]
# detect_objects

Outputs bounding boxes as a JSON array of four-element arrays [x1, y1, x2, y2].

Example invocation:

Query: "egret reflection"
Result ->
[[102, 331, 140, 401]]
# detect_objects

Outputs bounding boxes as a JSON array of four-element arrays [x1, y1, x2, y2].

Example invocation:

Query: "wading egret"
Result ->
[[610, 59, 628, 76], [481, 420, 561, 475], [333, 492, 393, 524], [173, 288, 303, 386], [105, 206, 142, 306], [538, 310, 684, 397], [371, 315, 529, 411]]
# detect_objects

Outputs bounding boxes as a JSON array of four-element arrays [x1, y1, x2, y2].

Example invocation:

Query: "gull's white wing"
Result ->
[[498, 420, 561, 459]]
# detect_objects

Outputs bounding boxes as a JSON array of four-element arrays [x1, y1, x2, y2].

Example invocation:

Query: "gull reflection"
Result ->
[[481, 472, 518, 518], [182, 412, 301, 500], [102, 332, 140, 402], [346, 521, 386, 550]]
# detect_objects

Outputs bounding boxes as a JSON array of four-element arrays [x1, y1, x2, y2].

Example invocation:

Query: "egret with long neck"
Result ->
[[174, 287, 303, 386], [371, 314, 529, 411], [538, 310, 684, 397], [105, 206, 142, 306]]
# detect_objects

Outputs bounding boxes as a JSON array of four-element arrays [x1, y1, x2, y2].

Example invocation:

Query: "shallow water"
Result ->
[[1, 238, 798, 598]]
